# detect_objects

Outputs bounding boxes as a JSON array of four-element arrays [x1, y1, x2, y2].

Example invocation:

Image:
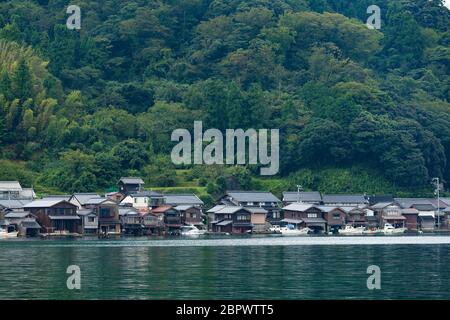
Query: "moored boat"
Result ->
[[338, 225, 365, 235], [0, 228, 18, 239], [270, 224, 311, 236], [180, 224, 207, 236], [383, 223, 407, 234]]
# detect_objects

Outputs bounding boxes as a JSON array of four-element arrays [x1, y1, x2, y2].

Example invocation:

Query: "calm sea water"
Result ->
[[0, 235, 449, 300]]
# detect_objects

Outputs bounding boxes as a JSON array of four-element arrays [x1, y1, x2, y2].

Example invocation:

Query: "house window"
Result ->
[[190, 213, 196, 219], [100, 207, 111, 218], [333, 213, 341, 220], [307, 213, 317, 218], [237, 215, 248, 221], [247, 202, 254, 206], [272, 211, 280, 219], [88, 216, 95, 222], [134, 198, 137, 203]]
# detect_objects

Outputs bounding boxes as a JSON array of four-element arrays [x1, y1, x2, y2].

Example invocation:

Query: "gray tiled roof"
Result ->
[[5, 211, 32, 218], [164, 194, 204, 206], [72, 193, 100, 205], [23, 199, 73, 208], [282, 191, 322, 203], [322, 194, 367, 204], [0, 199, 33, 209], [227, 191, 281, 203]]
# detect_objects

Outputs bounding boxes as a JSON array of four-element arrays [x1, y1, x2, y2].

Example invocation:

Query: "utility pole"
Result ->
[[432, 177, 441, 229], [296, 185, 303, 203]]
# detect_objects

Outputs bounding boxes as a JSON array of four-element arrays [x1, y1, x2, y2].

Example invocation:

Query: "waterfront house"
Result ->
[[395, 198, 436, 231], [401, 208, 420, 231], [207, 205, 227, 231], [152, 205, 182, 232], [282, 191, 322, 205], [84, 198, 121, 235], [377, 204, 406, 228], [174, 205, 204, 227], [282, 203, 327, 233], [210, 206, 253, 233], [4, 211, 41, 236], [118, 177, 145, 195], [77, 208, 98, 234], [23, 199, 80, 234], [119, 207, 142, 235], [322, 194, 368, 207], [141, 211, 164, 235], [70, 193, 100, 209], [343, 207, 367, 228], [246, 207, 268, 232], [219, 191, 281, 225], [319, 206, 347, 232]]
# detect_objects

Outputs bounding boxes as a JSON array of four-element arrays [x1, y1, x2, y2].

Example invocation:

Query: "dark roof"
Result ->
[[322, 194, 367, 204], [132, 191, 163, 198], [119, 177, 145, 185], [367, 195, 394, 205], [226, 191, 281, 203], [394, 198, 436, 209], [412, 204, 436, 211], [282, 191, 322, 203]]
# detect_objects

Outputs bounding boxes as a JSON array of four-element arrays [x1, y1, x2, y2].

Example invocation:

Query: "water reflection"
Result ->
[[0, 239, 449, 299]]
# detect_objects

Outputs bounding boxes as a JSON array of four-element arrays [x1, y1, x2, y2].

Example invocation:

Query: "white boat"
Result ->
[[270, 224, 311, 236], [363, 228, 385, 235], [180, 225, 207, 236], [383, 223, 407, 234], [338, 225, 365, 235], [0, 228, 18, 239]]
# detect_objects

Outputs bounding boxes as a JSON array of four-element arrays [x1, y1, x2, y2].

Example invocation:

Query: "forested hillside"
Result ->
[[0, 0, 449, 198]]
